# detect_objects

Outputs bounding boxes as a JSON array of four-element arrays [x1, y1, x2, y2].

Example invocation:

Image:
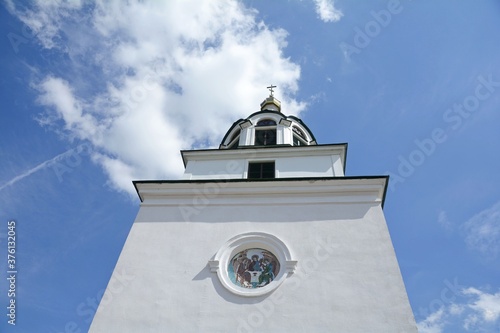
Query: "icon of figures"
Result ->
[[248, 255, 263, 287], [258, 259, 274, 287], [229, 248, 280, 289]]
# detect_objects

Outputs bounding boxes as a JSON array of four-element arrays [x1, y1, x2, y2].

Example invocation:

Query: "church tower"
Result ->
[[90, 88, 418, 332]]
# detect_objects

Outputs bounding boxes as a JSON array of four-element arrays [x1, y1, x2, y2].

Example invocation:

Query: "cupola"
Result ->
[[219, 86, 317, 149], [259, 85, 281, 112], [179, 85, 346, 180]]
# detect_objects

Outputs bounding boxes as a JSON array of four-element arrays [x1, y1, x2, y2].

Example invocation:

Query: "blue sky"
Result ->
[[1, 0, 499, 332]]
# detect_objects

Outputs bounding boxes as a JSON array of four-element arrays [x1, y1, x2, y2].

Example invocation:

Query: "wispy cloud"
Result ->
[[8, 0, 305, 194], [313, 0, 343, 23], [417, 307, 446, 333], [438, 210, 453, 232], [463, 288, 500, 323], [461, 201, 500, 260], [417, 287, 500, 332], [0, 148, 77, 192]]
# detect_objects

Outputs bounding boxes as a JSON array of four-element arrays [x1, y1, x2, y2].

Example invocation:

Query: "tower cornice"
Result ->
[[133, 175, 389, 208], [182, 143, 347, 168]]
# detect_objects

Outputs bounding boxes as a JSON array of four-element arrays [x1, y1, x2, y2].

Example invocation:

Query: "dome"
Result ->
[[219, 95, 316, 149]]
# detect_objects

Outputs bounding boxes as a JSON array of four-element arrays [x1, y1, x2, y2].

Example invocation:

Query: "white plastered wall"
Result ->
[[181, 145, 347, 180], [89, 185, 417, 333]]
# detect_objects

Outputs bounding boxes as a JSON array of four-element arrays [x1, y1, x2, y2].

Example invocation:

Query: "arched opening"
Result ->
[[292, 126, 307, 146], [227, 129, 240, 149], [255, 119, 277, 146]]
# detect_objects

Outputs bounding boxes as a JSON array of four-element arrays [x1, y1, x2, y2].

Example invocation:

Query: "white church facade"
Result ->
[[89, 91, 418, 332]]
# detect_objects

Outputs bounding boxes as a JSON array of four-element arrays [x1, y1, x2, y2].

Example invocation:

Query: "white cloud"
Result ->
[[36, 76, 102, 139], [449, 303, 465, 316], [9, 0, 305, 194], [463, 288, 500, 322], [5, 0, 85, 49], [461, 201, 500, 260], [313, 0, 343, 23], [417, 308, 446, 333], [417, 287, 500, 332]]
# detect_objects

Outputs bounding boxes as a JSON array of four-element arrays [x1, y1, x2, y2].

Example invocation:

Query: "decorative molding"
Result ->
[[209, 232, 297, 297], [239, 120, 253, 129], [135, 177, 388, 207], [182, 144, 347, 166], [279, 118, 292, 127], [208, 260, 219, 272]]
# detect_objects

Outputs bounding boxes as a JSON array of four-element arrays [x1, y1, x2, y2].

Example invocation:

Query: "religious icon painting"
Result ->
[[228, 248, 280, 289], [209, 232, 297, 297]]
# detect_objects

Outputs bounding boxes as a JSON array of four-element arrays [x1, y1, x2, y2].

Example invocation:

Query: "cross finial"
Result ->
[[267, 84, 276, 97]]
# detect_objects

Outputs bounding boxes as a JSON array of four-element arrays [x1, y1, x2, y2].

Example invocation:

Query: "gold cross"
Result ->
[[267, 84, 276, 96]]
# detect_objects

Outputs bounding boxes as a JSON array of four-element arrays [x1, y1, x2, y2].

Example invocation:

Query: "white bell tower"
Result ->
[[90, 89, 418, 332]]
